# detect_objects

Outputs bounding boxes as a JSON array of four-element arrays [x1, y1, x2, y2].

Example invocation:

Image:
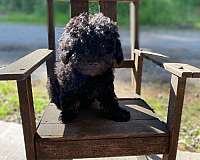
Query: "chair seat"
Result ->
[[36, 98, 169, 159]]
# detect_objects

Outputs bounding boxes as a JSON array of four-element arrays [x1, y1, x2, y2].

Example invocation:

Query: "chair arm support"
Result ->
[[135, 49, 200, 78], [0, 49, 53, 80], [135, 48, 200, 159]]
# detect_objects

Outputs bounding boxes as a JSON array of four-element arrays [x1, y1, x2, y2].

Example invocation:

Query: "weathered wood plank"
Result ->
[[39, 99, 157, 124], [133, 0, 139, 49], [37, 99, 168, 140], [100, 0, 117, 21], [163, 75, 186, 160], [135, 49, 200, 78], [46, 0, 56, 90], [164, 63, 200, 78], [36, 136, 168, 159], [0, 49, 53, 80], [132, 52, 143, 95], [135, 49, 171, 67], [17, 76, 37, 160], [113, 60, 135, 68], [91, 0, 137, 2], [47, 0, 55, 51], [70, 0, 89, 17]]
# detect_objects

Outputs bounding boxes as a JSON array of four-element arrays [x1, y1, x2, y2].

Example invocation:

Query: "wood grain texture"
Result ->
[[36, 98, 168, 160], [36, 136, 168, 159], [130, 1, 142, 95], [70, 0, 89, 17], [132, 52, 143, 95], [92, 0, 137, 2], [135, 49, 200, 78], [164, 63, 200, 78], [46, 0, 56, 87], [47, 0, 55, 50], [100, 0, 117, 21], [134, 0, 139, 49], [17, 76, 36, 160], [37, 99, 168, 141], [0, 49, 53, 80], [113, 60, 135, 68], [163, 75, 186, 160], [135, 49, 171, 67]]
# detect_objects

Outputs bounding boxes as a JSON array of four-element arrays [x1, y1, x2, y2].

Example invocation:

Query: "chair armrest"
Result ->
[[0, 49, 53, 80], [135, 49, 200, 78]]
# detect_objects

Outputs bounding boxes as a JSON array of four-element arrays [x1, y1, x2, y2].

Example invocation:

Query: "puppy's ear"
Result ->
[[114, 39, 124, 64]]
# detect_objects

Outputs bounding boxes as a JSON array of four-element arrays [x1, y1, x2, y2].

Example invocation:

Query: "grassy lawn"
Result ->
[[143, 82, 200, 152], [0, 81, 49, 122], [0, 80, 200, 152]]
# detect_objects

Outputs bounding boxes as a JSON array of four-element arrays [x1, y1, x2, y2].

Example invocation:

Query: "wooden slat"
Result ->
[[46, 0, 56, 89], [135, 49, 200, 78], [36, 136, 168, 159], [70, 0, 89, 17], [113, 60, 134, 68], [0, 49, 53, 80], [164, 63, 200, 78], [36, 98, 168, 159], [133, 0, 139, 49], [163, 75, 186, 160], [17, 76, 37, 160], [37, 99, 167, 140], [100, 0, 117, 21], [39, 99, 157, 124], [135, 49, 171, 67], [92, 0, 133, 1], [47, 0, 55, 50], [132, 51, 143, 95]]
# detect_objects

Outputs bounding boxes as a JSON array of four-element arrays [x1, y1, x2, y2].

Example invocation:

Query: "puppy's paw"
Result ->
[[102, 107, 130, 122], [112, 107, 130, 122], [59, 110, 77, 123]]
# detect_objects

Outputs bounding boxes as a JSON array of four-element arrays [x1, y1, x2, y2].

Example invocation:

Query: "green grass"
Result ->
[[0, 12, 71, 26], [143, 83, 200, 152], [0, 81, 48, 119], [1, 1, 200, 28], [0, 13, 46, 24], [1, 80, 200, 151], [0, 11, 128, 27]]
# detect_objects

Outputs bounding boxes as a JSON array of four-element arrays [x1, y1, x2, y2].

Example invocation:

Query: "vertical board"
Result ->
[[17, 76, 37, 160], [163, 75, 187, 160], [47, 0, 55, 50], [130, 0, 139, 50], [99, 0, 117, 21], [134, 0, 139, 49], [46, 0, 56, 100], [70, 0, 89, 17], [130, 0, 142, 95]]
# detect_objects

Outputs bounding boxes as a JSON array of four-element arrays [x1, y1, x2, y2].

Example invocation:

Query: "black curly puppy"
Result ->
[[48, 13, 130, 123]]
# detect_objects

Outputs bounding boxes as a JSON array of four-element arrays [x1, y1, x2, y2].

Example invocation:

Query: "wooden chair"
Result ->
[[1, 0, 200, 160]]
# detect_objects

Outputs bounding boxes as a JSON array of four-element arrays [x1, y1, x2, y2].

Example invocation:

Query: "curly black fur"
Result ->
[[48, 13, 130, 123]]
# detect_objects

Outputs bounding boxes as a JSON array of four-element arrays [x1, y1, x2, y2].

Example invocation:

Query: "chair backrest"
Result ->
[[46, 0, 139, 79]]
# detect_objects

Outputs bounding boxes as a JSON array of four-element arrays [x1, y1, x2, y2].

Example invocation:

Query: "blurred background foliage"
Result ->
[[0, 0, 200, 28]]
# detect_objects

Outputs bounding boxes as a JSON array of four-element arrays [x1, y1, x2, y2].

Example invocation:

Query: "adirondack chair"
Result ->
[[1, 0, 200, 160]]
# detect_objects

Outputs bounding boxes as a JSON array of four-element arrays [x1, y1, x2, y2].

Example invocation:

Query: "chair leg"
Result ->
[[17, 77, 37, 160], [162, 153, 176, 160], [162, 75, 187, 160]]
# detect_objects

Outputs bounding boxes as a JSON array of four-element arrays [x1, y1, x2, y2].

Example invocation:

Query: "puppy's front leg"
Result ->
[[59, 93, 80, 123], [98, 85, 130, 122]]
